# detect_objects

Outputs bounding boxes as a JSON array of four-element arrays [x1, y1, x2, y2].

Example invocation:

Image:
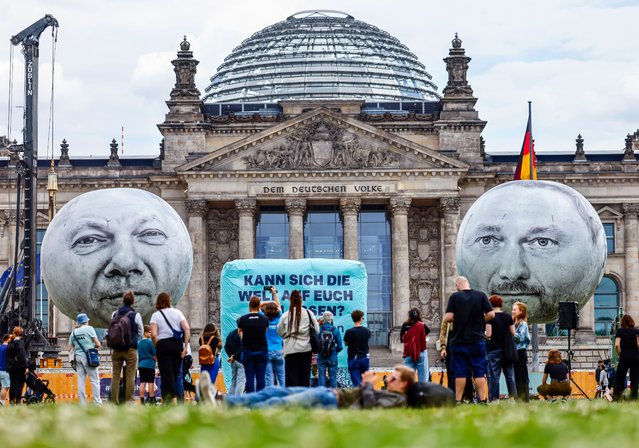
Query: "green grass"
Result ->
[[0, 401, 637, 448]]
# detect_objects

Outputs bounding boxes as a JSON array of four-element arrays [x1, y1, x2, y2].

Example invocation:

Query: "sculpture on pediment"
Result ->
[[242, 118, 400, 170]]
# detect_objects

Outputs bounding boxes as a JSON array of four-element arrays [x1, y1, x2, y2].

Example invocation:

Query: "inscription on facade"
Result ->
[[252, 184, 394, 196]]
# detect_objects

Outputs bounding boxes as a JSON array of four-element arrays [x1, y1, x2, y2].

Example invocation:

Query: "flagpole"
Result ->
[[528, 101, 533, 179], [527, 100, 540, 371]]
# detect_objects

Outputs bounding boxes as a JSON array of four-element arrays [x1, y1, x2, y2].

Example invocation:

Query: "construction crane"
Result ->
[[10, 14, 58, 324], [1, 15, 59, 359]]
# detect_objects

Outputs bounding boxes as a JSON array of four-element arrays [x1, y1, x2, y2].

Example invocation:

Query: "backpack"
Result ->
[[320, 326, 336, 357], [106, 310, 134, 349], [198, 336, 217, 365]]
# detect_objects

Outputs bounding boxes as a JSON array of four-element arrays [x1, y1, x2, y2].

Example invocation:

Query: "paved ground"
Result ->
[[368, 347, 403, 368]]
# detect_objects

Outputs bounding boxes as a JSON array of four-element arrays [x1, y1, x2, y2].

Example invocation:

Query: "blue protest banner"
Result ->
[[220, 259, 367, 389]]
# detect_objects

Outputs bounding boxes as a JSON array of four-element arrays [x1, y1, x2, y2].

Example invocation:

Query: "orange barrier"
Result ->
[[32, 370, 226, 403], [429, 370, 598, 399], [19, 369, 599, 403]]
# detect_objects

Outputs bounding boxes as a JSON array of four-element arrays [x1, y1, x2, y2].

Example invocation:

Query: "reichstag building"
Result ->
[[2, 11, 638, 365]]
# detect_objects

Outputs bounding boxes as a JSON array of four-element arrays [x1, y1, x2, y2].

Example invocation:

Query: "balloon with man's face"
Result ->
[[456, 180, 607, 323], [42, 188, 193, 327]]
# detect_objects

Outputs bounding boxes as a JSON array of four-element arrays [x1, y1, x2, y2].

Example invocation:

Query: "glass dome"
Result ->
[[203, 10, 439, 103]]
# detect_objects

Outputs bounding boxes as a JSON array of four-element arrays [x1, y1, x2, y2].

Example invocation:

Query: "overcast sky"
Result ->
[[1, 0, 638, 159]]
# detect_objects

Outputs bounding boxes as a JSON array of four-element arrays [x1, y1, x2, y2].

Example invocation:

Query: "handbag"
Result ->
[[160, 309, 185, 342], [306, 309, 321, 354], [503, 330, 519, 363], [72, 330, 100, 367]]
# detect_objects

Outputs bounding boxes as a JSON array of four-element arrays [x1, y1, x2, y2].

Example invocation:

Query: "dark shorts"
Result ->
[[450, 341, 487, 379], [138, 367, 155, 383]]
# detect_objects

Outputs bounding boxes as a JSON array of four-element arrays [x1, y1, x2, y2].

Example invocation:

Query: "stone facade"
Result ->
[[407, 205, 442, 329], [207, 208, 239, 326]]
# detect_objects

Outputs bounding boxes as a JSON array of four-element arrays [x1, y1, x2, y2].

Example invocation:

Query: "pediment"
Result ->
[[597, 206, 623, 221], [177, 108, 468, 173]]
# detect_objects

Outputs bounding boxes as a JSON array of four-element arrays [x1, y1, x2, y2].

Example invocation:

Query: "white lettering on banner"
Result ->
[[252, 184, 394, 196]]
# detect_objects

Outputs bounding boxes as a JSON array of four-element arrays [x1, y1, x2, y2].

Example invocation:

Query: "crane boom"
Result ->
[[10, 14, 59, 326]]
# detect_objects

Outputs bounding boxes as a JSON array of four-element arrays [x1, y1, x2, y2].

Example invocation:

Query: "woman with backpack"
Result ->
[[400, 308, 430, 382], [317, 311, 343, 387], [150, 292, 190, 404], [277, 290, 319, 387], [198, 323, 223, 385]]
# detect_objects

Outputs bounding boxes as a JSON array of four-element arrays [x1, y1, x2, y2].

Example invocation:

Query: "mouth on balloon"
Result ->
[[497, 293, 541, 300], [97, 292, 152, 308]]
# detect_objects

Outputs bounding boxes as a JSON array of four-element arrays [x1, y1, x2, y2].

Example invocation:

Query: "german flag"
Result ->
[[514, 103, 537, 180]]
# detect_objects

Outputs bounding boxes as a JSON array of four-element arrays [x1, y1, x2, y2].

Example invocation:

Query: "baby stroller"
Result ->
[[23, 371, 56, 404]]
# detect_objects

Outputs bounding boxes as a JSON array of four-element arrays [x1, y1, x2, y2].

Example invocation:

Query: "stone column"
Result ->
[[340, 198, 361, 260], [235, 199, 257, 259], [438, 198, 461, 305], [390, 197, 411, 338], [286, 199, 306, 259], [623, 203, 639, 318], [53, 307, 74, 340], [185, 199, 209, 335], [575, 296, 596, 343]]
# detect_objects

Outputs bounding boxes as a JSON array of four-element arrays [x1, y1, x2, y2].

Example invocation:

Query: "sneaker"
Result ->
[[196, 371, 217, 406], [604, 392, 613, 402]]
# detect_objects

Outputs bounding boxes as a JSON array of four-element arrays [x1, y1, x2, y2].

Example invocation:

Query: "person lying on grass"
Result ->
[[197, 364, 455, 409]]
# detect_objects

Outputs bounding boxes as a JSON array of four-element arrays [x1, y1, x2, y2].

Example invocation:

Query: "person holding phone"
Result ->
[[260, 287, 285, 387]]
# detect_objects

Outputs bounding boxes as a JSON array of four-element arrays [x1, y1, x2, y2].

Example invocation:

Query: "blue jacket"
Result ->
[[317, 323, 343, 365], [0, 344, 6, 371], [514, 321, 530, 350]]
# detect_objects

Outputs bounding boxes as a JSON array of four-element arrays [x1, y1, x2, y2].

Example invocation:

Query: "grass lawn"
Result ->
[[0, 401, 636, 448]]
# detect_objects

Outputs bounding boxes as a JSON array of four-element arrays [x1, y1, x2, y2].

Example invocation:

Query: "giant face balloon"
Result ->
[[456, 180, 606, 323], [42, 188, 193, 326]]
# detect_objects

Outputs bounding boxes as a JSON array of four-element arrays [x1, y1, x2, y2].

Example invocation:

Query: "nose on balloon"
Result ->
[[498, 259, 530, 281], [104, 250, 143, 277]]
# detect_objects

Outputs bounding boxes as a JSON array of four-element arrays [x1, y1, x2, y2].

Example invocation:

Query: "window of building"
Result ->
[[594, 276, 620, 336], [256, 206, 289, 259], [603, 223, 615, 253], [36, 229, 49, 332], [358, 205, 392, 346], [304, 205, 343, 259]]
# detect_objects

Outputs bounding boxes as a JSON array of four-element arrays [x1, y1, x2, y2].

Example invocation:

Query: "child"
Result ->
[[537, 350, 571, 400], [599, 365, 610, 400], [138, 325, 157, 404]]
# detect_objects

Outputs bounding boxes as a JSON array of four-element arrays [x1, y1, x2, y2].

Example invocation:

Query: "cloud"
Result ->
[[0, 0, 637, 156]]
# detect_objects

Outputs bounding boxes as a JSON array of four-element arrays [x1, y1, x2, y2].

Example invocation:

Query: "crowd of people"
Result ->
[[440, 276, 564, 403], [441, 276, 639, 403], [1, 277, 638, 407], [225, 287, 372, 393]]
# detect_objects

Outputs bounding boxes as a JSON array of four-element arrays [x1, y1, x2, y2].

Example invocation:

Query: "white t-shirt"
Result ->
[[150, 308, 186, 341]]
